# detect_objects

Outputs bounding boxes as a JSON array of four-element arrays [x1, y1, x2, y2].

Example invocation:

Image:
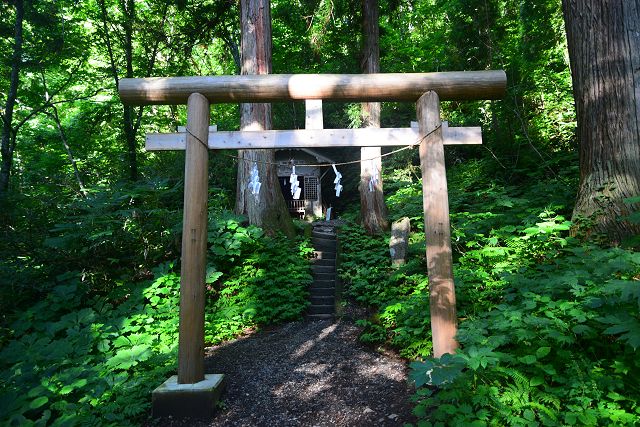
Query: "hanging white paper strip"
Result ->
[[369, 160, 379, 193], [248, 163, 261, 199], [332, 164, 343, 197], [290, 165, 301, 199]]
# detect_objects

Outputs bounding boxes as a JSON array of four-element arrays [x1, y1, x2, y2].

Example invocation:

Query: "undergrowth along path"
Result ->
[[200, 319, 415, 426]]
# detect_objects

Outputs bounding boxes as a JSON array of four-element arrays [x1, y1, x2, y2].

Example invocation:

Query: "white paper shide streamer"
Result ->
[[332, 164, 343, 197], [368, 160, 379, 193], [248, 163, 261, 200], [289, 165, 301, 199]]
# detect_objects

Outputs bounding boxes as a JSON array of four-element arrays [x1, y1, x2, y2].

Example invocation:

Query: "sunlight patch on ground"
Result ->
[[292, 323, 337, 359]]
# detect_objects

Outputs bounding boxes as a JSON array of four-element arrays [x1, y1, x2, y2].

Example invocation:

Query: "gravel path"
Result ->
[[198, 318, 416, 426]]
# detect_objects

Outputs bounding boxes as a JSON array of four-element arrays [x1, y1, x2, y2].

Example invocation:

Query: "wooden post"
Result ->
[[417, 91, 458, 358], [305, 99, 323, 129], [178, 93, 210, 384], [305, 100, 324, 217]]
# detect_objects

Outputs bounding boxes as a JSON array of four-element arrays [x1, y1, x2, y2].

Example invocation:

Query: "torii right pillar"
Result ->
[[417, 91, 457, 358]]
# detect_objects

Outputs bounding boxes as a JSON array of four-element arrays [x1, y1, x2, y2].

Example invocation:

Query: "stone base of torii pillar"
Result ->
[[152, 374, 225, 419]]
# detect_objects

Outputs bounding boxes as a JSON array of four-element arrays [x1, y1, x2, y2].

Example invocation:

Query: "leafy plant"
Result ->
[[0, 211, 312, 425]]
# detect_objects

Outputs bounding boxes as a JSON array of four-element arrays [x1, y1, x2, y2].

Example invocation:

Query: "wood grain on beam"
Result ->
[[120, 71, 506, 105], [145, 126, 481, 151]]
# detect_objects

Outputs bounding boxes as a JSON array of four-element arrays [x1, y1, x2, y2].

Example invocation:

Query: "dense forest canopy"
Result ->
[[0, 0, 575, 196], [1, 0, 639, 425]]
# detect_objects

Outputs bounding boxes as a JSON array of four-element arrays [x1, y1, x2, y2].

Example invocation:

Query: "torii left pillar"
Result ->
[[152, 93, 225, 419]]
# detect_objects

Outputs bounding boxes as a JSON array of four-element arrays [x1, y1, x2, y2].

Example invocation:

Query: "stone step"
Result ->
[[314, 272, 335, 282], [313, 224, 335, 231], [312, 265, 335, 274], [310, 295, 335, 306], [312, 230, 336, 240], [312, 238, 337, 250], [307, 313, 334, 321], [311, 258, 335, 267], [308, 305, 335, 315], [309, 227, 338, 321], [313, 236, 337, 244], [311, 278, 335, 288], [312, 250, 336, 260], [309, 287, 335, 297], [313, 244, 337, 254]]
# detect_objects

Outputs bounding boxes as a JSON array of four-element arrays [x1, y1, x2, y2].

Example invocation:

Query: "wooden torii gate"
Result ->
[[118, 71, 505, 416]]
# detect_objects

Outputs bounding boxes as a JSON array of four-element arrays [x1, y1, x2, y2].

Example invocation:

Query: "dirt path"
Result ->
[[199, 319, 416, 426]]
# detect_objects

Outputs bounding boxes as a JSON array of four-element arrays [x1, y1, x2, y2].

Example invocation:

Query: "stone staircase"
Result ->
[[308, 225, 337, 320]]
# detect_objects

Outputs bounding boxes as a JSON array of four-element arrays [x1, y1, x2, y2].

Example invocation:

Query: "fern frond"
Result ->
[[528, 401, 558, 421], [495, 366, 529, 388]]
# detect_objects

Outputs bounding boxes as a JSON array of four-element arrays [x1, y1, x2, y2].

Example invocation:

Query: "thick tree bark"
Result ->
[[234, 0, 294, 236], [0, 0, 24, 194], [359, 0, 388, 234], [563, 0, 640, 244]]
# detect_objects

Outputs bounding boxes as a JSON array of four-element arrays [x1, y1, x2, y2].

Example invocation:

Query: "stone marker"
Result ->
[[389, 217, 410, 266]]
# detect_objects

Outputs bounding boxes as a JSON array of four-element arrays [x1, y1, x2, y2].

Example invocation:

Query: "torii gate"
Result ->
[[118, 71, 506, 418]]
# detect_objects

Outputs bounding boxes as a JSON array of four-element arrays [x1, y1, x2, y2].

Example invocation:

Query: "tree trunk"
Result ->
[[0, 0, 24, 194], [40, 71, 87, 197], [359, 0, 388, 235], [563, 0, 640, 244], [235, 0, 294, 237], [97, 0, 140, 182], [50, 105, 87, 197]]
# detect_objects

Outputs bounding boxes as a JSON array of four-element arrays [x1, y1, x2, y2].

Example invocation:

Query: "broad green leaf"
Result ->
[[530, 377, 544, 387], [105, 345, 151, 370], [518, 355, 537, 364], [29, 396, 48, 410], [536, 346, 551, 359]]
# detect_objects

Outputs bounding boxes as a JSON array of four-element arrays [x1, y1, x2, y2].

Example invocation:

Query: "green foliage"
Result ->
[[0, 264, 179, 426], [338, 219, 434, 358], [0, 0, 631, 425], [0, 212, 312, 425], [204, 213, 312, 343], [41, 181, 186, 287], [340, 153, 640, 424], [411, 245, 640, 425]]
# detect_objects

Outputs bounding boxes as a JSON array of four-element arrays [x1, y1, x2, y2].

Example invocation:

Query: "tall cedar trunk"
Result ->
[[234, 0, 294, 237], [563, 0, 640, 244], [0, 0, 24, 194], [359, 0, 388, 234]]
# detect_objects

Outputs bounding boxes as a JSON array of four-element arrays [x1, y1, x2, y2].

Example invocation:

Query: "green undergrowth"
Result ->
[[0, 212, 312, 426], [339, 159, 640, 425]]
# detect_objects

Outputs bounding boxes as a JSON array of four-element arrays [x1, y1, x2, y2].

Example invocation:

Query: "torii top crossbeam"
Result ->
[[118, 71, 506, 105]]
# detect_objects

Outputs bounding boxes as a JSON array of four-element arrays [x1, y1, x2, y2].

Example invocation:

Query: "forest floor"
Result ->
[[151, 308, 416, 427]]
